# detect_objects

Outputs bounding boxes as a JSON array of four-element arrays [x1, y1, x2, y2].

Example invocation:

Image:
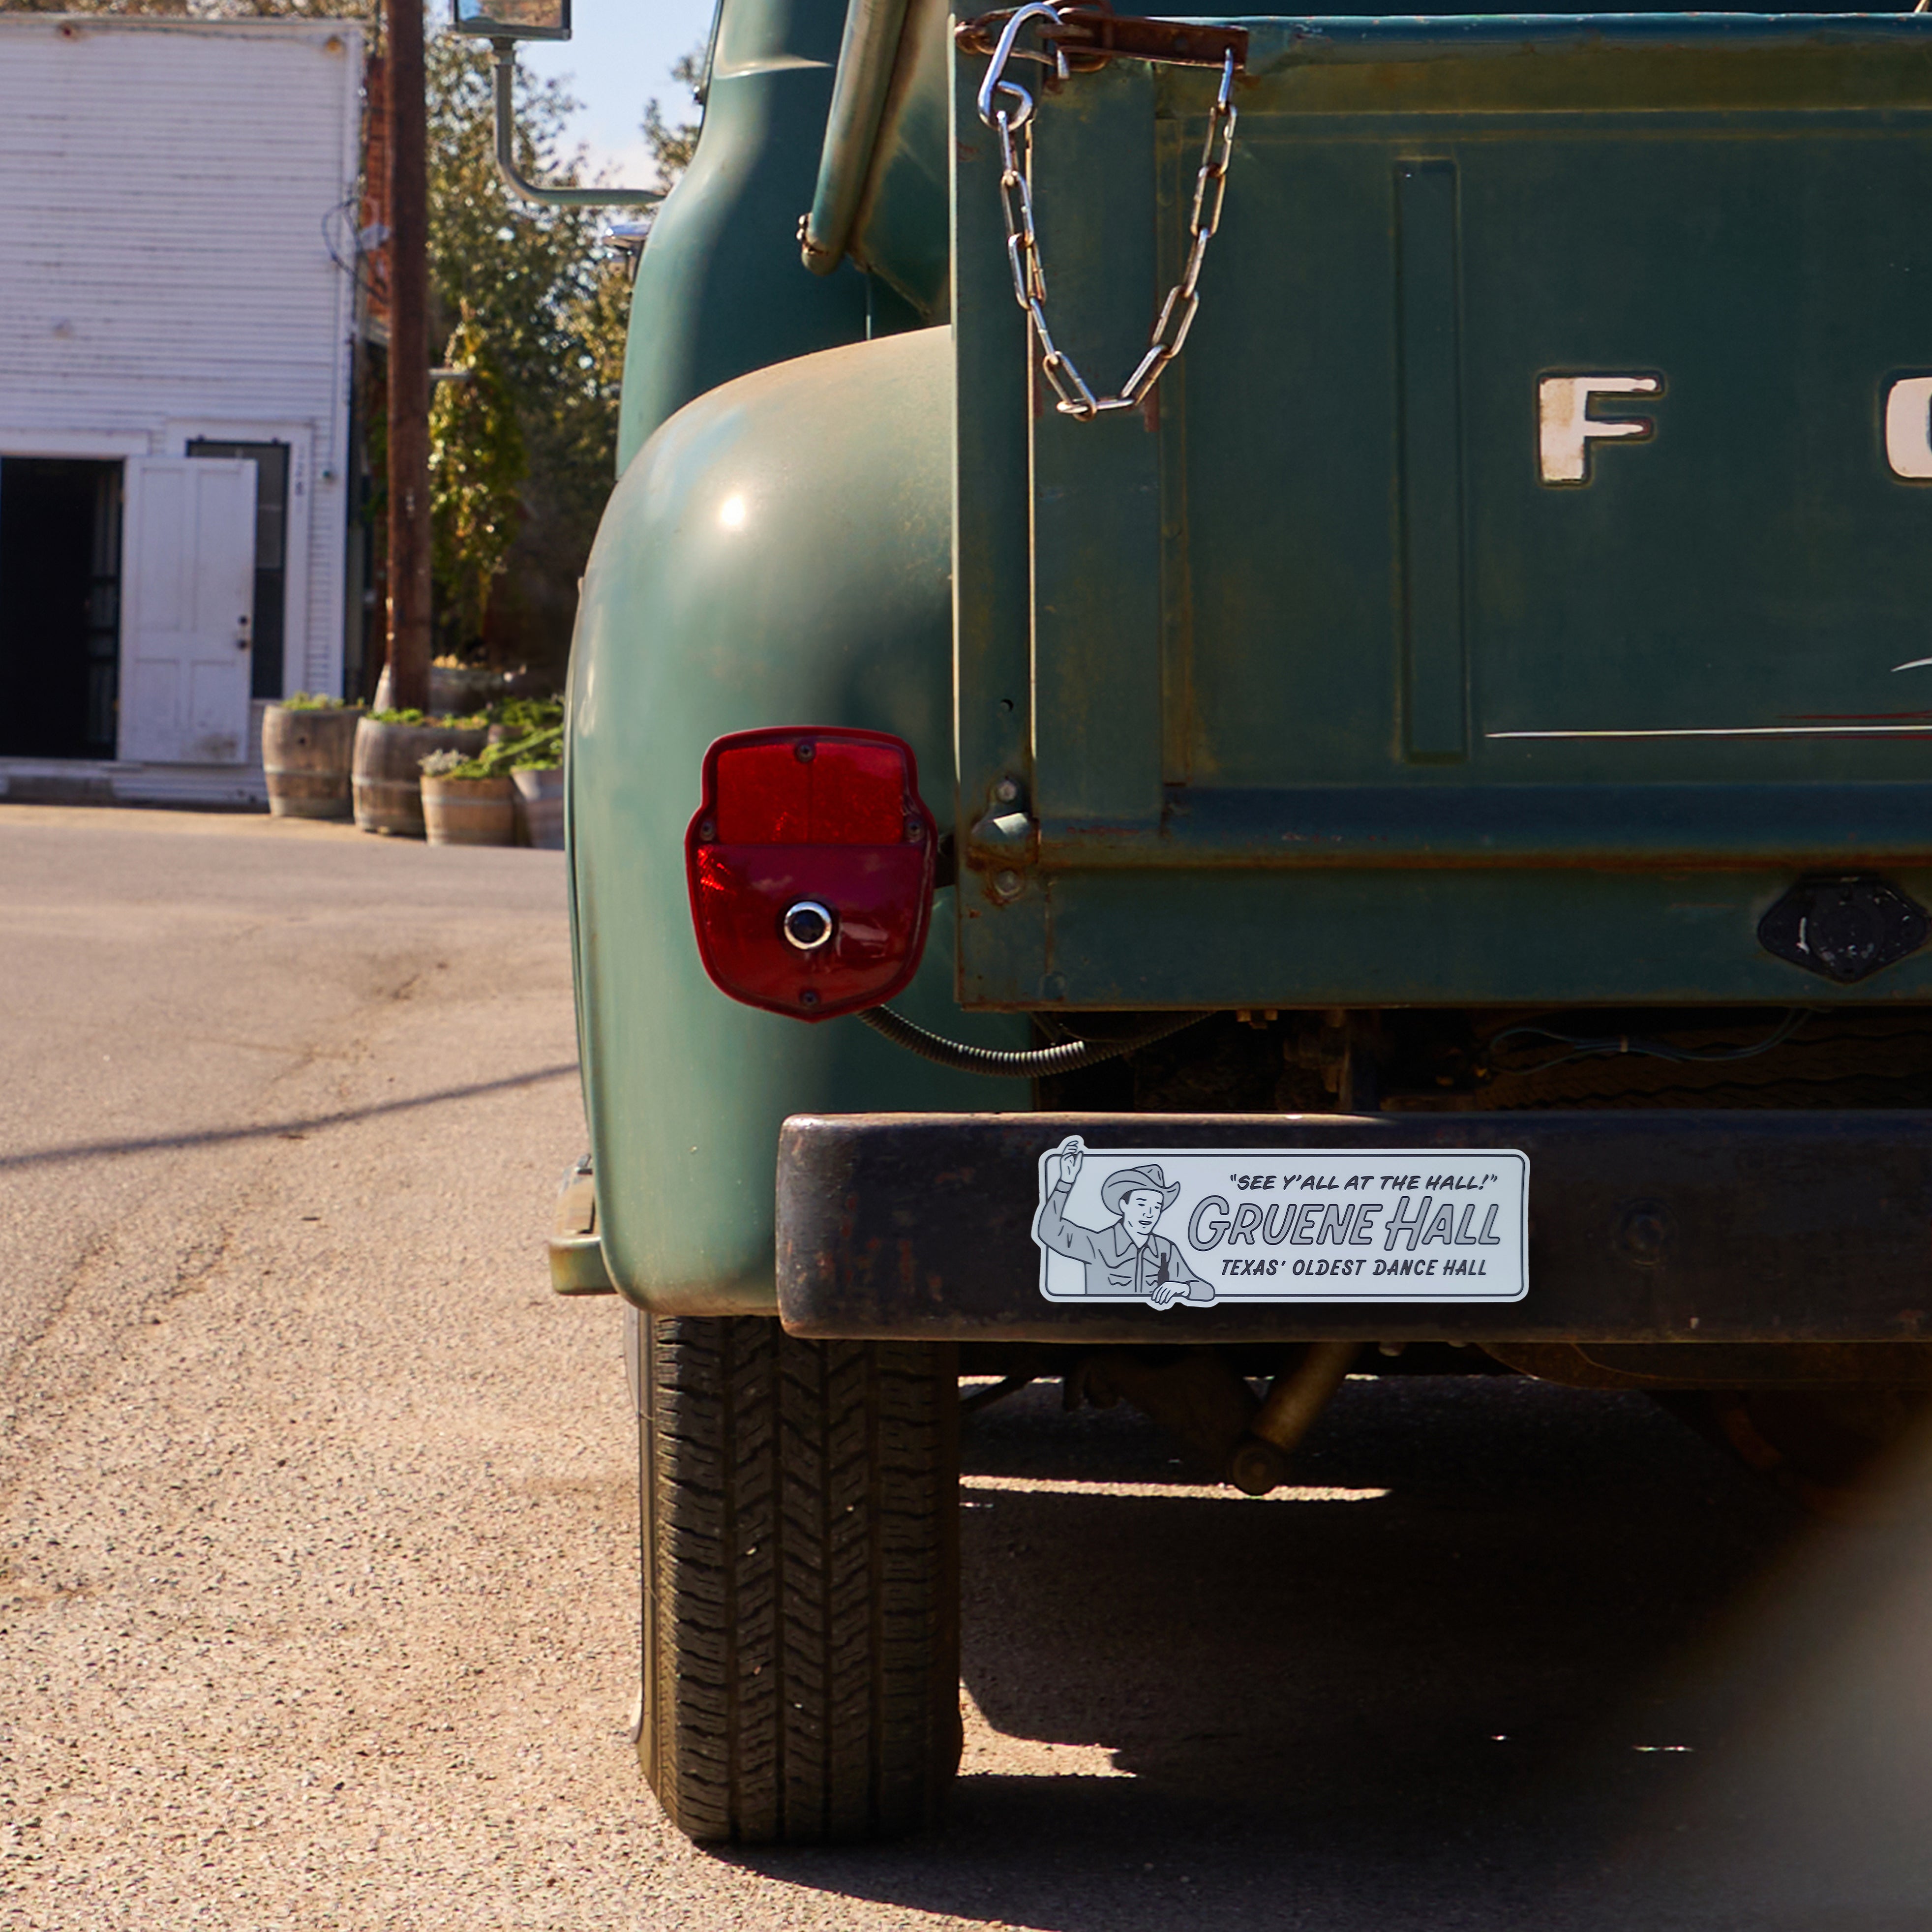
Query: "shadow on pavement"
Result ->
[[0, 1062, 580, 1171], [717, 1374, 1932, 1932]]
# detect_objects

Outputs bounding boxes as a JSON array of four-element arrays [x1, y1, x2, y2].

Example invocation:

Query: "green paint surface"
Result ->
[[953, 18, 1932, 1006], [574, 330, 1027, 1313]]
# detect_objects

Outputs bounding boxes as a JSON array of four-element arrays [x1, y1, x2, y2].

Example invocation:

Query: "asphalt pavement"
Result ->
[[3, 805, 1931, 1930]]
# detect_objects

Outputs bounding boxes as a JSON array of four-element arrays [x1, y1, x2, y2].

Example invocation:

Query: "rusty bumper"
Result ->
[[774, 1111, 1932, 1344]]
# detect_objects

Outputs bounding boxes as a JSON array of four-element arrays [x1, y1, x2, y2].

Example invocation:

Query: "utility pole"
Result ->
[[385, 0, 432, 714]]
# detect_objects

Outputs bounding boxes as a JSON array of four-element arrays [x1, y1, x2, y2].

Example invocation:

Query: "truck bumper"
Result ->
[[548, 1158, 616, 1297], [775, 1111, 1932, 1345]]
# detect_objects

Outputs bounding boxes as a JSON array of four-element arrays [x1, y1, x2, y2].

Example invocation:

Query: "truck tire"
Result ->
[[634, 1312, 961, 1843]]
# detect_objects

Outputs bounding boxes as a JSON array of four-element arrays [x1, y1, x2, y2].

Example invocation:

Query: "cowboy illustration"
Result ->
[[1033, 1135, 1215, 1309]]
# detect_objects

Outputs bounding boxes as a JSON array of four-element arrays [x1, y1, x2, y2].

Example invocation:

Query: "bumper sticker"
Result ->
[[1031, 1136, 1529, 1308]]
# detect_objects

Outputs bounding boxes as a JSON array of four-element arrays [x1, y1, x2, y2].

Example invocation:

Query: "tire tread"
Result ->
[[639, 1316, 959, 1843]]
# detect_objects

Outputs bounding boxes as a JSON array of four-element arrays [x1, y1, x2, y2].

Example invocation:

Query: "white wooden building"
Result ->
[[0, 13, 364, 805]]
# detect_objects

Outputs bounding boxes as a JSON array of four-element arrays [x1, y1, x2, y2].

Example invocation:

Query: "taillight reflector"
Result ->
[[686, 728, 938, 1021]]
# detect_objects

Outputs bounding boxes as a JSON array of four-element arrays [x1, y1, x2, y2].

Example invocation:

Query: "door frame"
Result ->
[[0, 429, 150, 460], [164, 419, 313, 702]]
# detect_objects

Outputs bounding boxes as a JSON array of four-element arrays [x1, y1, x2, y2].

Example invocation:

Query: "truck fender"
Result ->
[[570, 326, 1029, 1315]]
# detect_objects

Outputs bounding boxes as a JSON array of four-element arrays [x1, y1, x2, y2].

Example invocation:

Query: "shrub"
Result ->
[[510, 727, 563, 772], [371, 709, 488, 729], [486, 694, 565, 734], [419, 747, 505, 782]]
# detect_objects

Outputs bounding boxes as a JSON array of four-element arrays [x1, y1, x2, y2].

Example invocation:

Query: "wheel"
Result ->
[[632, 1310, 961, 1843]]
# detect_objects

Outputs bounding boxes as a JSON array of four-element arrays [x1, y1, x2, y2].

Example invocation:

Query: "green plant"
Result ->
[[280, 692, 354, 711], [484, 724, 563, 773], [432, 726, 563, 780], [510, 728, 563, 773], [486, 694, 565, 734], [431, 313, 527, 649], [420, 747, 510, 782], [370, 708, 488, 730]]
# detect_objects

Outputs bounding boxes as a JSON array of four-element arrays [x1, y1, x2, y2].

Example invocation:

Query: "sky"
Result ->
[[508, 0, 721, 189]]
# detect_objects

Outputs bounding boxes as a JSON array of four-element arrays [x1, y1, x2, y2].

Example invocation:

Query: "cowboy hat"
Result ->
[[1100, 1164, 1182, 1216]]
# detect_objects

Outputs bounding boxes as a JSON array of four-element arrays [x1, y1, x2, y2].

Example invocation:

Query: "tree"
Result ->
[[429, 314, 525, 650], [423, 34, 628, 675], [642, 45, 704, 186]]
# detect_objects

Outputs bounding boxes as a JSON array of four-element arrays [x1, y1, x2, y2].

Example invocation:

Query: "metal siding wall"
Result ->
[[0, 18, 361, 701]]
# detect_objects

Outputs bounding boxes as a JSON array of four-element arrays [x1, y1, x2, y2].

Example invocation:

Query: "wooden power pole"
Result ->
[[384, 0, 432, 714]]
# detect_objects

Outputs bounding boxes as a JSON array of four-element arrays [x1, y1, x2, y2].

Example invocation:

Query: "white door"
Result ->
[[119, 456, 256, 764]]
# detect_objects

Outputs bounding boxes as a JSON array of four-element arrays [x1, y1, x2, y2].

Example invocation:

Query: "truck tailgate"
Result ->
[[951, 15, 1932, 1008]]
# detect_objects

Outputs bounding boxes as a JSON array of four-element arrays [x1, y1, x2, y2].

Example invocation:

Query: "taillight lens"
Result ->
[[685, 727, 938, 1022]]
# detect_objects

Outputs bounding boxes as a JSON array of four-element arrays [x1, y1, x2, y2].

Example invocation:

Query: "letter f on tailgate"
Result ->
[[1538, 373, 1661, 483]]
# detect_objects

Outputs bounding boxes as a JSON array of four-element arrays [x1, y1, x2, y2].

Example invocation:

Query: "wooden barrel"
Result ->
[[262, 704, 362, 819], [512, 767, 565, 849], [351, 719, 487, 837], [422, 774, 515, 846]]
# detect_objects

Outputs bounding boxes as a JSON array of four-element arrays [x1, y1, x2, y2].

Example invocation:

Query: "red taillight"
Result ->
[[685, 728, 938, 1021]]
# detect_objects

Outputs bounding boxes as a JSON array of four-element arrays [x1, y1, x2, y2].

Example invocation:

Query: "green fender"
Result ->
[[570, 326, 1029, 1315], [616, 0, 871, 474]]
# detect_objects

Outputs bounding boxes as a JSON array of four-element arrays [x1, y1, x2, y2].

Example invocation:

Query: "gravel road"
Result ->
[[5, 806, 1932, 1930]]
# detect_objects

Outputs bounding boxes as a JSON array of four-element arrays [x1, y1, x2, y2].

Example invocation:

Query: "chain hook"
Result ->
[[975, 1, 1064, 132], [978, 34, 1239, 422]]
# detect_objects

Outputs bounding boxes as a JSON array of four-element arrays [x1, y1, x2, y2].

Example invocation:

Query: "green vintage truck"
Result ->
[[530, 0, 1932, 1844]]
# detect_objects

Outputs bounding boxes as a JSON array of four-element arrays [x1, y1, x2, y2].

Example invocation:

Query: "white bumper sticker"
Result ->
[[1030, 1137, 1529, 1308]]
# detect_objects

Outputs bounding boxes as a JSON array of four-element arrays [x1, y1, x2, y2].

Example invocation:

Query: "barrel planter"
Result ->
[[422, 773, 515, 847], [512, 767, 565, 850], [351, 718, 487, 837], [262, 704, 362, 819]]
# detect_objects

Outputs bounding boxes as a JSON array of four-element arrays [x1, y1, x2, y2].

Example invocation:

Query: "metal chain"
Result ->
[[977, 6, 1237, 421]]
